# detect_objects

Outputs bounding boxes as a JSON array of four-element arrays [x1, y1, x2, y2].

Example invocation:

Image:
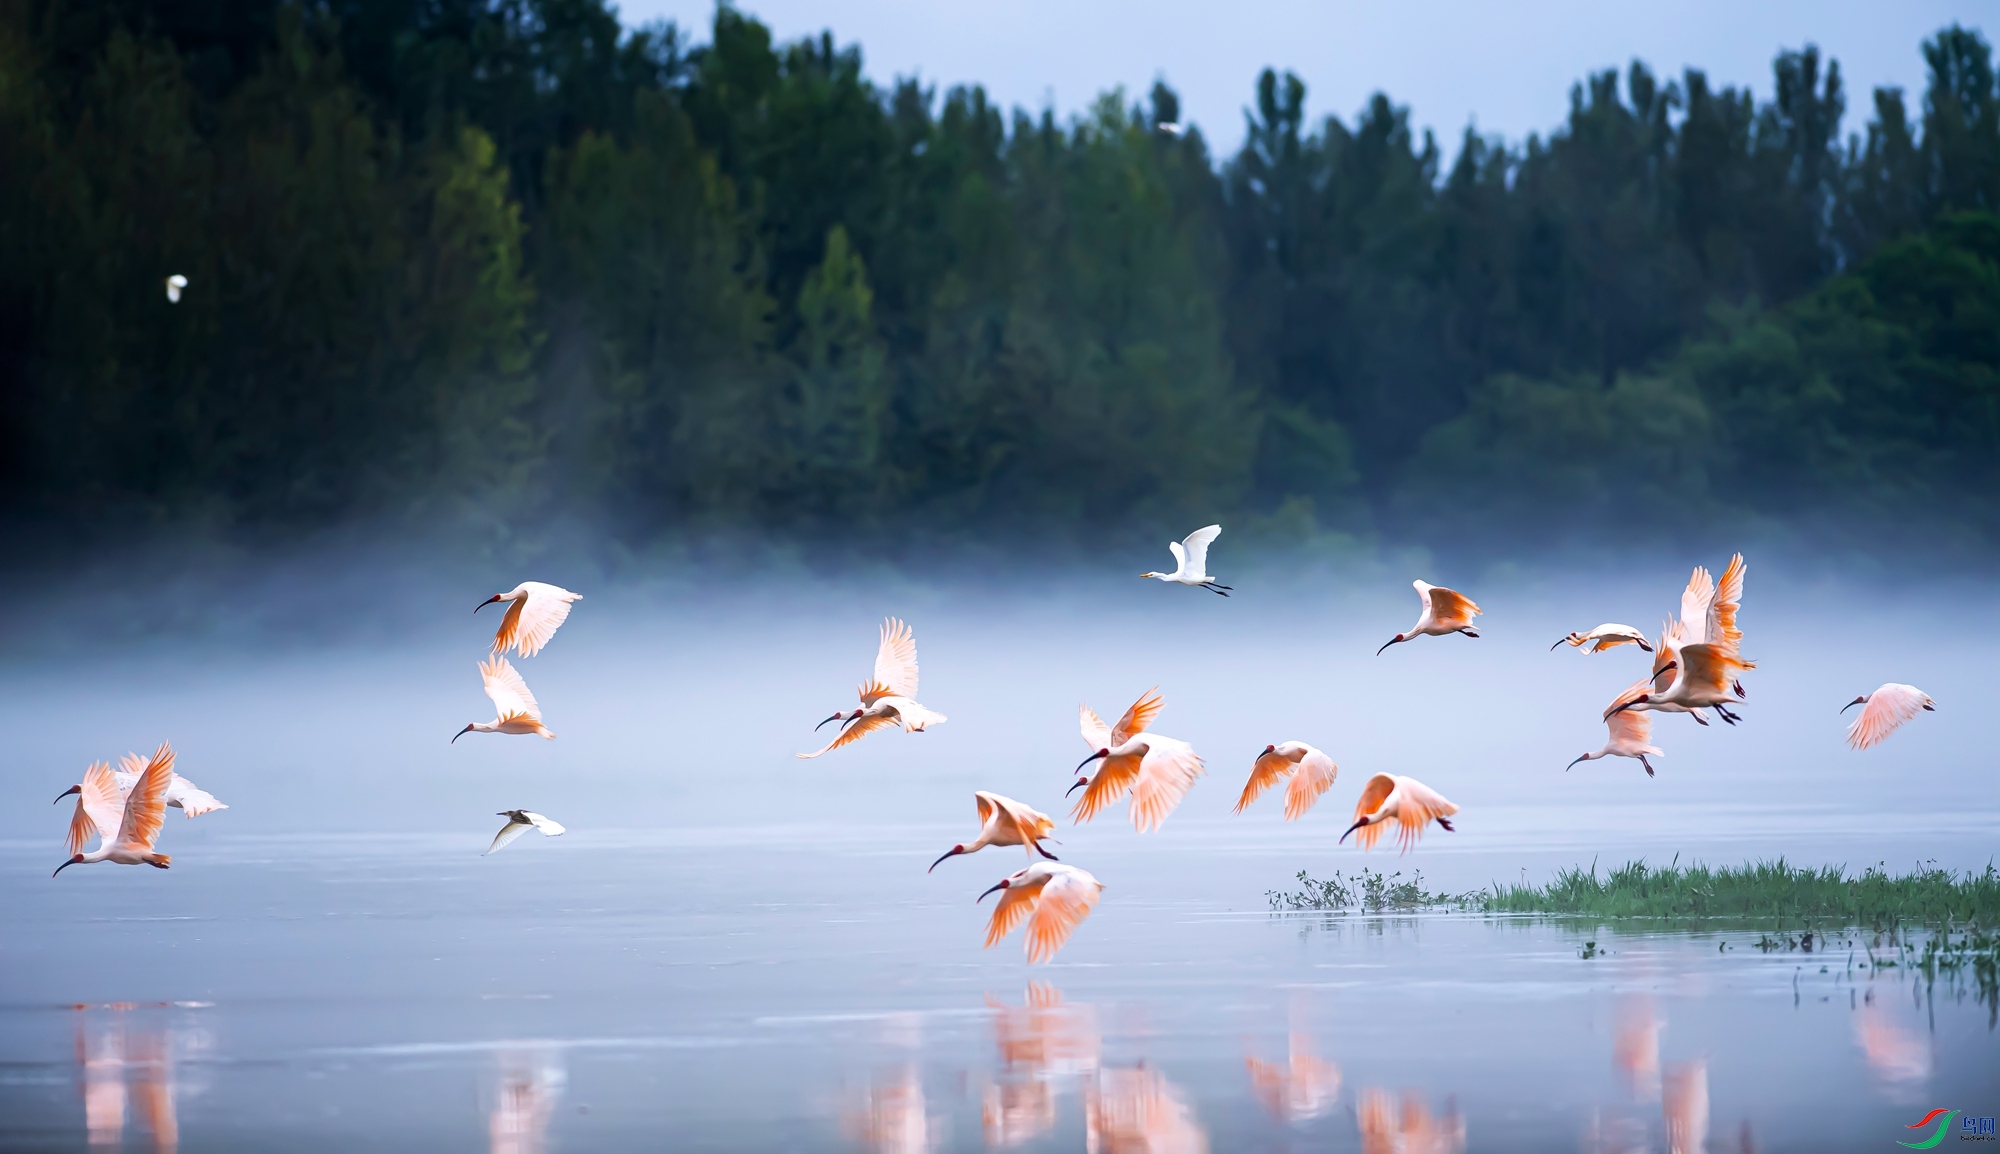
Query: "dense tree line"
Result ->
[[1, 1, 1996, 548]]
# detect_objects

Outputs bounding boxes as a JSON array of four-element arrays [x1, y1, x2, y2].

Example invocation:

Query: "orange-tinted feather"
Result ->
[[1235, 751, 1292, 814], [1110, 689, 1162, 746], [1070, 754, 1143, 824], [984, 884, 1038, 948], [116, 745, 173, 852]]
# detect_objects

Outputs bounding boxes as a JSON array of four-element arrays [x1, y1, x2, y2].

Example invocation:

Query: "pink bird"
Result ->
[[56, 743, 225, 856], [1377, 580, 1481, 655], [477, 581, 583, 659], [455, 657, 555, 742], [979, 863, 1104, 964], [930, 792, 1059, 872], [1842, 683, 1934, 750], [1234, 742, 1339, 820], [1340, 773, 1458, 853], [54, 747, 174, 876], [1068, 689, 1205, 833]]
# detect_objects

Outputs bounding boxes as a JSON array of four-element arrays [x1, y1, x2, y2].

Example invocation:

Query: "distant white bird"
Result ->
[[1340, 773, 1458, 853], [799, 617, 946, 759], [930, 791, 1058, 872], [1552, 623, 1653, 653], [54, 747, 173, 875], [485, 810, 566, 855], [1155, 121, 1188, 137], [1571, 678, 1665, 777], [164, 274, 186, 303], [1234, 741, 1339, 820], [979, 862, 1104, 964], [1068, 689, 1206, 832], [1141, 524, 1230, 596], [56, 743, 226, 856], [1842, 683, 1935, 750], [1377, 580, 1480, 654], [477, 582, 583, 659], [455, 657, 555, 742]]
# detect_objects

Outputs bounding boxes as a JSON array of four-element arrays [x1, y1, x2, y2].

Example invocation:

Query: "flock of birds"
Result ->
[[48, 526, 1938, 966]]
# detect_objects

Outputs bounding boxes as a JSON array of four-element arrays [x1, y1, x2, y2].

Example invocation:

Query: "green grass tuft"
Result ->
[[1478, 858, 2000, 925]]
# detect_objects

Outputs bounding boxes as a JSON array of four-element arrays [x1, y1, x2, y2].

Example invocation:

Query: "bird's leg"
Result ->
[[1733, 679, 1746, 699], [1202, 583, 1230, 597], [1459, 629, 1480, 638], [1639, 755, 1656, 778], [1691, 711, 1709, 727], [1034, 840, 1059, 862], [1436, 817, 1455, 832]]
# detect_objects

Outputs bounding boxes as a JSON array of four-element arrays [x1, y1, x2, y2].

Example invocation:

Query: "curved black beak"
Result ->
[[1338, 818, 1366, 844], [1550, 636, 1569, 651], [977, 880, 1007, 902], [928, 846, 962, 873], [54, 785, 79, 805], [1566, 754, 1587, 770], [52, 856, 81, 877], [1074, 750, 1107, 775], [815, 712, 845, 732], [451, 723, 475, 744], [1840, 696, 1867, 714], [1610, 699, 1643, 715], [1376, 636, 1401, 656], [1636, 638, 1654, 652], [474, 594, 502, 613]]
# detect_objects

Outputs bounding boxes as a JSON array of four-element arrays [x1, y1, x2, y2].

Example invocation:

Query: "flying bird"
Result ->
[[485, 810, 566, 855], [164, 274, 186, 303], [1141, 524, 1230, 596], [1234, 742, 1339, 820], [477, 582, 583, 659], [798, 617, 946, 759], [1155, 121, 1189, 137], [54, 747, 173, 875], [455, 657, 554, 742], [979, 862, 1104, 964], [1340, 773, 1458, 853], [1068, 690, 1206, 832], [1552, 623, 1652, 653], [930, 791, 1059, 872], [56, 743, 226, 856], [1842, 683, 1935, 750], [1571, 679, 1666, 777], [1378, 580, 1480, 654]]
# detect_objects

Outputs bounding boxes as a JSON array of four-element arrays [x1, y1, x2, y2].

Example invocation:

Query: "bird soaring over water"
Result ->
[[1068, 690, 1205, 832], [485, 810, 566, 855], [1234, 742, 1339, 820], [1842, 683, 1935, 750], [1552, 623, 1652, 653], [54, 747, 174, 876], [798, 617, 946, 759], [1340, 773, 1458, 853], [1572, 679, 1665, 777], [1620, 555, 1752, 725], [979, 862, 1104, 964], [1141, 524, 1230, 596], [56, 743, 226, 856], [930, 792, 1058, 872], [455, 657, 554, 742], [1378, 581, 1480, 654], [477, 582, 583, 659]]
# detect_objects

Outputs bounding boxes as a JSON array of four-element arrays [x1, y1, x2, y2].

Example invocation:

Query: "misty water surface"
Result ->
[[1, 553, 1994, 1150]]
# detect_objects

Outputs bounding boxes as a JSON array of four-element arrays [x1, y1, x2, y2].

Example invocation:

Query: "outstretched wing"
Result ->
[[113, 746, 173, 853], [1677, 565, 1716, 646], [795, 712, 898, 759], [1166, 539, 1187, 577], [1706, 554, 1746, 656], [1389, 776, 1458, 852], [872, 617, 920, 700], [975, 791, 997, 826], [494, 584, 579, 658], [1282, 747, 1338, 822], [1347, 773, 1397, 852], [481, 657, 542, 721], [1079, 704, 1112, 751], [1128, 742, 1204, 833], [1070, 754, 1143, 824], [1023, 869, 1102, 964], [523, 811, 566, 836], [65, 762, 126, 856], [983, 792, 1054, 841], [1605, 695, 1654, 747], [485, 819, 532, 855], [1180, 525, 1221, 578], [1604, 676, 1655, 721], [168, 778, 227, 818], [1847, 684, 1930, 750], [983, 882, 1038, 948], [1426, 585, 1480, 628], [1233, 750, 1294, 814], [1110, 688, 1163, 746]]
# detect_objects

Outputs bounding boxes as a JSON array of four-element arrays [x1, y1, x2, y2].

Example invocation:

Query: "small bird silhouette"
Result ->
[[477, 582, 583, 659], [798, 617, 946, 759], [1234, 742, 1339, 820], [1842, 683, 1934, 750], [979, 862, 1104, 964], [931, 792, 1058, 872], [1141, 524, 1230, 596], [164, 274, 186, 303], [1552, 623, 1652, 653], [485, 810, 566, 855], [1378, 580, 1480, 654], [1340, 773, 1458, 853], [455, 657, 554, 742]]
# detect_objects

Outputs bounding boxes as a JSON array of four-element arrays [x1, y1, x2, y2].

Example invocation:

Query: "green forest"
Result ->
[[2, 1, 1997, 550]]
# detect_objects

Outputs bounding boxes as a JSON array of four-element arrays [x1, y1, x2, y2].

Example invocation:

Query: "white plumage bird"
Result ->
[[1552, 623, 1653, 653], [56, 742, 227, 856], [1571, 678, 1666, 776], [1377, 580, 1480, 654], [53, 748, 174, 875], [1234, 741, 1339, 820], [454, 657, 554, 742], [1141, 524, 1230, 596], [799, 617, 946, 758], [164, 275, 186, 303], [1339, 773, 1458, 853], [477, 581, 583, 659], [1068, 689, 1206, 833], [1842, 683, 1935, 750], [930, 791, 1059, 872], [979, 862, 1104, 964], [485, 810, 566, 855]]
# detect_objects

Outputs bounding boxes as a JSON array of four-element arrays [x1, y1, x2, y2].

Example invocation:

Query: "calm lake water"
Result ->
[[1, 561, 1995, 1150]]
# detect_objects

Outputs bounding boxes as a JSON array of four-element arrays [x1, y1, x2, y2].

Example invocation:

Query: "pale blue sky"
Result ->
[[618, 0, 1989, 151]]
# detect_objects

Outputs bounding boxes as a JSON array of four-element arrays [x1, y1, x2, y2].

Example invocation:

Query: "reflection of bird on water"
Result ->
[[983, 983, 1098, 1148], [490, 1047, 564, 1154], [845, 1066, 938, 1154], [1612, 997, 1661, 1100], [1662, 1061, 1708, 1154], [75, 1006, 178, 1153], [1087, 1064, 1208, 1154], [799, 617, 946, 759], [1854, 1002, 1931, 1090], [1244, 1031, 1341, 1123], [1356, 1089, 1464, 1154]]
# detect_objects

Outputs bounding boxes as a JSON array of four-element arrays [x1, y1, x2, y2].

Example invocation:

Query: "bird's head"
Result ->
[[977, 878, 1012, 902], [1552, 633, 1582, 651], [452, 723, 475, 744], [53, 784, 80, 805], [1338, 816, 1372, 844], [929, 844, 967, 873], [1376, 634, 1405, 656], [815, 710, 852, 731], [1840, 695, 1868, 714], [1262, 743, 1277, 755], [1074, 748, 1109, 774], [52, 854, 83, 877], [474, 594, 504, 613], [1566, 752, 1592, 771], [1140, 571, 1160, 580]]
